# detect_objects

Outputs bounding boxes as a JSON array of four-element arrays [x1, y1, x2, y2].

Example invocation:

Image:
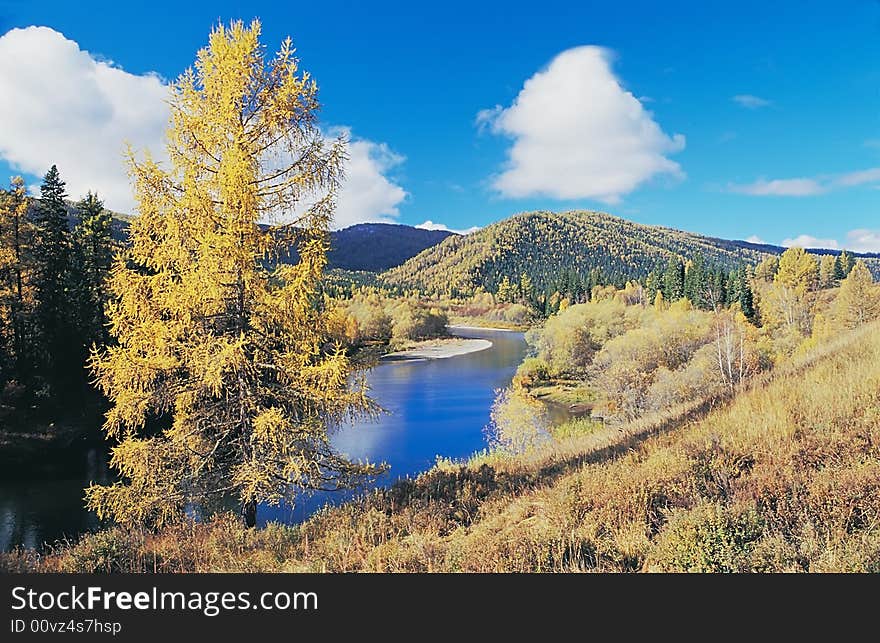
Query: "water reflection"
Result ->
[[0, 447, 111, 551], [261, 328, 527, 525]]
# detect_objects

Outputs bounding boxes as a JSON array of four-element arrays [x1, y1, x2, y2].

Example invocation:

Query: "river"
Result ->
[[0, 327, 527, 551]]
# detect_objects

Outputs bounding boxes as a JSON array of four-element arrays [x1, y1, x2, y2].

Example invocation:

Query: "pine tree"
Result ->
[[73, 192, 114, 346], [684, 254, 705, 307], [33, 165, 76, 376], [87, 21, 385, 529], [737, 269, 756, 323], [662, 256, 685, 301], [833, 254, 846, 280], [710, 269, 727, 310]]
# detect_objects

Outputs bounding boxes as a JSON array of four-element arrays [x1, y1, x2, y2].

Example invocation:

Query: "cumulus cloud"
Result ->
[[479, 46, 685, 204], [782, 234, 839, 250], [732, 94, 772, 109], [0, 26, 407, 227], [744, 235, 767, 244], [729, 167, 880, 197], [415, 220, 480, 235], [0, 26, 169, 212], [729, 178, 826, 196], [330, 127, 407, 229]]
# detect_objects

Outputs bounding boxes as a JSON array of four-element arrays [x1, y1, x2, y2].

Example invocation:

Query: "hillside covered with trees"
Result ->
[[381, 210, 880, 297], [324, 223, 454, 271]]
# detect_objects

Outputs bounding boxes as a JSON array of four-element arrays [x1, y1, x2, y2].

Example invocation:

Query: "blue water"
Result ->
[[261, 327, 527, 524], [0, 328, 526, 549]]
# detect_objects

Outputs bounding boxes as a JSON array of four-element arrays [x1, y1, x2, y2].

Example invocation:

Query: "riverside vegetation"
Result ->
[[2, 20, 880, 573], [4, 246, 880, 572]]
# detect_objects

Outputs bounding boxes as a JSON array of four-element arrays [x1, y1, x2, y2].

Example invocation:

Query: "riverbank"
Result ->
[[380, 337, 492, 361], [447, 323, 523, 332]]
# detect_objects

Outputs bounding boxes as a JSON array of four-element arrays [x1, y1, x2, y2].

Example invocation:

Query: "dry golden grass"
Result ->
[[4, 322, 879, 573]]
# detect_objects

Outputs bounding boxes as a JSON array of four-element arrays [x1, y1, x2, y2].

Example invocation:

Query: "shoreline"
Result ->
[[380, 337, 493, 361], [446, 324, 522, 333]]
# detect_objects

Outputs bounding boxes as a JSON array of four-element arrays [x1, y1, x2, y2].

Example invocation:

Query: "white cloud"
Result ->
[[0, 26, 407, 228], [776, 229, 880, 253], [330, 127, 407, 229], [0, 26, 169, 212], [782, 234, 839, 250], [744, 235, 767, 244], [845, 229, 880, 253], [835, 168, 880, 187], [729, 178, 826, 196], [480, 46, 685, 204], [415, 220, 480, 235], [732, 94, 772, 109], [729, 167, 880, 197]]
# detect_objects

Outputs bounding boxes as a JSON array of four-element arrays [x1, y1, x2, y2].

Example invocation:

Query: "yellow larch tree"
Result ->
[[87, 21, 384, 529], [835, 260, 880, 329], [0, 176, 35, 373]]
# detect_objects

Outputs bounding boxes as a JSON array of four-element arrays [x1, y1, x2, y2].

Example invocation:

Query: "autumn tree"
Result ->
[[87, 21, 384, 529], [0, 177, 35, 375], [818, 254, 837, 289], [496, 275, 514, 303], [754, 256, 779, 282], [776, 247, 819, 292], [763, 247, 818, 333], [835, 260, 880, 329]]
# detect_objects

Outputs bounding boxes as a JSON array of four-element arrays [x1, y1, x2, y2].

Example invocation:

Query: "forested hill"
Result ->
[[380, 209, 880, 294], [324, 223, 454, 271]]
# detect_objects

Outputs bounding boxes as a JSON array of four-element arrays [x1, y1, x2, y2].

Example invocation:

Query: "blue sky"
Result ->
[[1, 0, 879, 249]]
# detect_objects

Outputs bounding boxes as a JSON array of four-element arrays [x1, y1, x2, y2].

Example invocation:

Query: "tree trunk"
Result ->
[[243, 498, 257, 529]]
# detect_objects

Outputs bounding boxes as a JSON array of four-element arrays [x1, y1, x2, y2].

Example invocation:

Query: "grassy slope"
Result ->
[[10, 321, 879, 573]]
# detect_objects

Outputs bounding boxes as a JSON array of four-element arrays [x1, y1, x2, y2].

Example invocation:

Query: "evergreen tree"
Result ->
[[684, 254, 705, 307], [833, 254, 846, 280], [73, 192, 114, 346], [738, 269, 756, 322], [33, 165, 76, 377], [662, 256, 685, 301], [710, 269, 727, 310]]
